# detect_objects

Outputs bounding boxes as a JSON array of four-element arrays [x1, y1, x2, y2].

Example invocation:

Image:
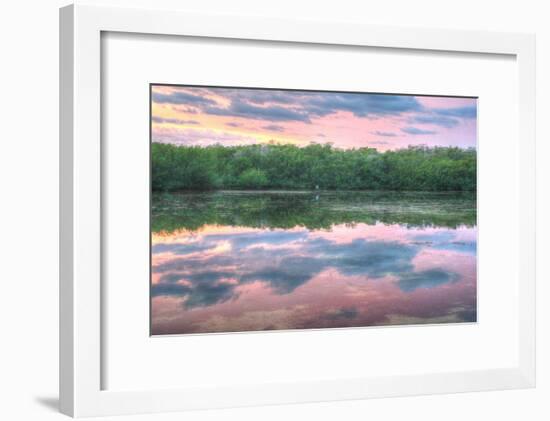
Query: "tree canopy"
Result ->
[[152, 142, 476, 192]]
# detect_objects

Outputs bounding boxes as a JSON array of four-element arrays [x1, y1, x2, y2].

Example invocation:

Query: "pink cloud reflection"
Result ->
[[151, 223, 477, 335]]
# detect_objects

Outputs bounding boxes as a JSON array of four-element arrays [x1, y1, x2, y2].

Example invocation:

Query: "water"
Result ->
[[151, 191, 477, 335]]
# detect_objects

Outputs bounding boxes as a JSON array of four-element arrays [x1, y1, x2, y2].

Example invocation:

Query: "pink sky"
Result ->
[[151, 85, 477, 151]]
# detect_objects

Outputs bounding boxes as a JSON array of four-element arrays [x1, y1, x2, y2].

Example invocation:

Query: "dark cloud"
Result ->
[[262, 124, 285, 132], [205, 100, 311, 122], [225, 122, 242, 127], [183, 282, 238, 309], [153, 88, 424, 124], [410, 115, 459, 128], [434, 241, 476, 256], [228, 89, 298, 105], [434, 105, 477, 119], [325, 307, 359, 320], [412, 231, 454, 243], [152, 91, 217, 107], [401, 126, 437, 135], [152, 116, 200, 125], [186, 271, 237, 283], [454, 307, 477, 323], [241, 255, 324, 294], [306, 93, 422, 118], [151, 283, 191, 297], [397, 269, 457, 292], [371, 130, 397, 137], [408, 104, 477, 128], [320, 238, 417, 278], [155, 271, 239, 309]]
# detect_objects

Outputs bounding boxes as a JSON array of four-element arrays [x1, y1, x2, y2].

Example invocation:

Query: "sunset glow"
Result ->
[[151, 85, 477, 151]]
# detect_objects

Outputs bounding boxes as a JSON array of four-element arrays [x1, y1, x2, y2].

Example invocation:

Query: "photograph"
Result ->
[[150, 85, 477, 335], [2, 0, 543, 419]]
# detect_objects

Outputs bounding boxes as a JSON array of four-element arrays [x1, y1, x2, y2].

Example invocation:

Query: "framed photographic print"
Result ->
[[60, 3, 536, 417], [149, 85, 478, 336]]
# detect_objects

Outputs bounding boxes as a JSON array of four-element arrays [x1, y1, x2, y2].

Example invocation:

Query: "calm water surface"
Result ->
[[151, 191, 476, 335]]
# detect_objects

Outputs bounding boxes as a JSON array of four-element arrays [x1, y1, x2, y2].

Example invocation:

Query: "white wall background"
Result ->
[[0, 0, 547, 420]]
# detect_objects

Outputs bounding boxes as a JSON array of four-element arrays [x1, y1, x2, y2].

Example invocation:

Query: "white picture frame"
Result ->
[[59, 3, 536, 417]]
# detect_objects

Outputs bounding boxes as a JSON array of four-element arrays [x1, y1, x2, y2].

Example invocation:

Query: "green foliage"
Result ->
[[151, 142, 476, 192], [237, 168, 268, 189]]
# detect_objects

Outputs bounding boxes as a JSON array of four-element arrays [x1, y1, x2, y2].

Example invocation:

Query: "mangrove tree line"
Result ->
[[151, 142, 476, 192]]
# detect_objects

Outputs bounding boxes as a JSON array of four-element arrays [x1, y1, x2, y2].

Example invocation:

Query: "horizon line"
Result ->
[[151, 139, 477, 152]]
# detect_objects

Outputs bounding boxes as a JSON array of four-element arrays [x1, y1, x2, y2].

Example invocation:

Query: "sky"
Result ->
[[151, 85, 477, 151]]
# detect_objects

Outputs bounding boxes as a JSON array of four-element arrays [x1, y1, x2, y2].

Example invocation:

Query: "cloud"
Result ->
[[434, 105, 477, 119], [173, 106, 198, 114], [434, 241, 476, 256], [151, 222, 477, 333], [151, 283, 191, 297], [241, 255, 324, 294], [408, 104, 477, 129], [152, 91, 217, 107], [411, 231, 476, 256], [153, 87, 425, 125], [262, 124, 286, 132], [152, 242, 215, 255], [412, 231, 454, 243], [325, 307, 359, 320], [152, 116, 200, 125], [409, 115, 459, 128], [320, 238, 417, 278], [306, 93, 422, 118], [152, 231, 452, 308], [397, 269, 457, 292], [371, 130, 397, 137], [228, 89, 298, 105], [401, 126, 437, 135], [205, 100, 311, 122], [225, 122, 242, 127], [184, 281, 238, 309], [155, 271, 239, 309]]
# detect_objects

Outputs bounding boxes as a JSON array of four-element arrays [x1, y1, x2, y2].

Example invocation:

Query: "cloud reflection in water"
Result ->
[[152, 222, 476, 334]]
